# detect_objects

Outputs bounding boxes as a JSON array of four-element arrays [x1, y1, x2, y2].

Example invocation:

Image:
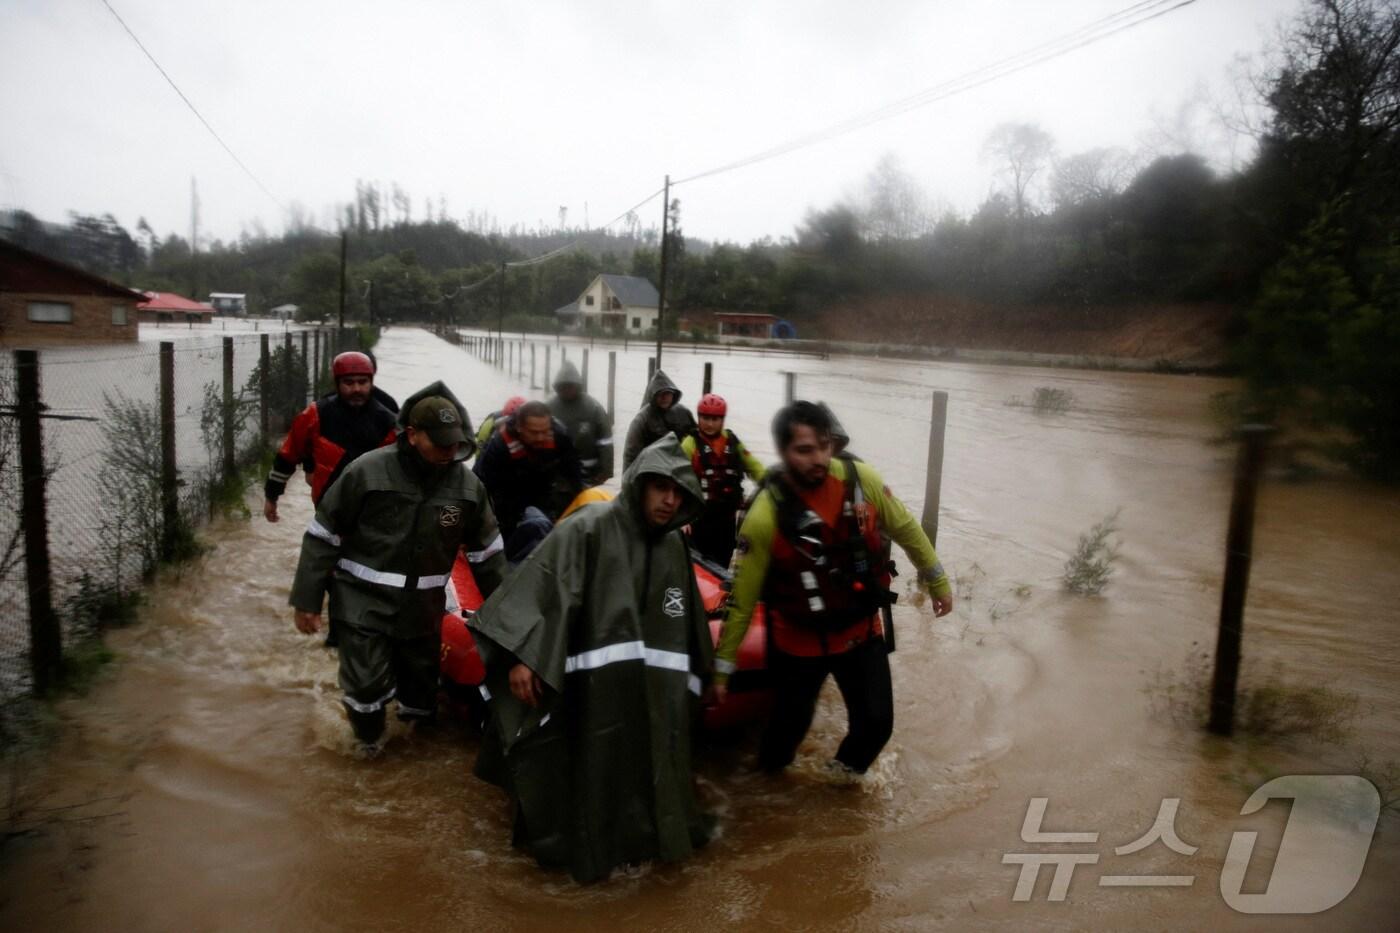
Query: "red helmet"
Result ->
[[697, 393, 727, 417], [502, 395, 527, 417], [332, 351, 375, 380]]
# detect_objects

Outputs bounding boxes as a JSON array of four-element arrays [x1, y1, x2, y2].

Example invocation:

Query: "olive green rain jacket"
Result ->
[[622, 368, 697, 470], [548, 360, 614, 485], [289, 381, 507, 635], [469, 435, 714, 883]]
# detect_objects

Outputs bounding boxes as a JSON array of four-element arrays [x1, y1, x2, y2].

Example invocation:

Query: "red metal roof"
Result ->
[[139, 291, 213, 312], [714, 312, 778, 321]]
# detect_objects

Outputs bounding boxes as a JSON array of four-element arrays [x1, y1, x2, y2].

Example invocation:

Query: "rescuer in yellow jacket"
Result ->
[[713, 400, 953, 775]]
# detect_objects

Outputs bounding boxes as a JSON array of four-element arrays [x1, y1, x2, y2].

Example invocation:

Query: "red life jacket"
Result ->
[[763, 457, 894, 653], [267, 395, 397, 503], [691, 429, 745, 508], [499, 422, 555, 460]]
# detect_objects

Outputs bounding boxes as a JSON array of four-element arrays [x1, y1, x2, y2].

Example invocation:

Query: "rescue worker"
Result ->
[[713, 401, 954, 776], [679, 393, 764, 568], [469, 435, 713, 883], [262, 350, 396, 523], [475, 395, 526, 451], [289, 381, 507, 752], [622, 368, 696, 470], [548, 361, 613, 486], [473, 400, 584, 563]]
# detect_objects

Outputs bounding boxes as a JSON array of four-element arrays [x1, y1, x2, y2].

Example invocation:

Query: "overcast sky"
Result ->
[[0, 0, 1303, 248]]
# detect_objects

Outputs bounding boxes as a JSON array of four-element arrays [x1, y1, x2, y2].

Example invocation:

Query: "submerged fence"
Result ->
[[0, 327, 369, 703]]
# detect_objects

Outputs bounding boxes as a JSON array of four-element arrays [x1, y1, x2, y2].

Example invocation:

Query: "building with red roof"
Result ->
[[138, 291, 214, 325]]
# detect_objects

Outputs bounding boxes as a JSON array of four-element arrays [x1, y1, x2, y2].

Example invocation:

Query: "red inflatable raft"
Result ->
[[439, 552, 771, 731]]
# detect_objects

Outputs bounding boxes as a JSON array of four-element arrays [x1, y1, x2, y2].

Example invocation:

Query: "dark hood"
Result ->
[[617, 434, 704, 534], [397, 380, 476, 461], [643, 368, 683, 408], [553, 360, 583, 391]]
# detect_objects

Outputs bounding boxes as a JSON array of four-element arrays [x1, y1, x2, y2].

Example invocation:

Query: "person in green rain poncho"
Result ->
[[469, 435, 715, 883]]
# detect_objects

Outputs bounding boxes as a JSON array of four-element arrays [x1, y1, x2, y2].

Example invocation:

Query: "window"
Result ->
[[632, 316, 641, 329], [585, 295, 595, 306], [610, 297, 621, 310], [111, 304, 129, 325], [27, 301, 73, 324]]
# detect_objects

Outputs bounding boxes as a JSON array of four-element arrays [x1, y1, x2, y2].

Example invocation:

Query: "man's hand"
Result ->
[[294, 609, 321, 634], [263, 498, 279, 523], [703, 682, 728, 707], [509, 663, 544, 708], [930, 593, 954, 618]]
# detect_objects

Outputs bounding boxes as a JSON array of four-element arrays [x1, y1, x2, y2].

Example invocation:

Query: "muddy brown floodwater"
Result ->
[[3, 326, 1398, 931]]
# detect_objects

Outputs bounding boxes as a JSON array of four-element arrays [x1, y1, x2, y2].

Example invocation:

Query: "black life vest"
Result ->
[[692, 429, 746, 508], [763, 456, 895, 634]]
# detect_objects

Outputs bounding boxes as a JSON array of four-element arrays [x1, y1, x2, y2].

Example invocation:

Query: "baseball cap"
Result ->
[[408, 396, 466, 446]]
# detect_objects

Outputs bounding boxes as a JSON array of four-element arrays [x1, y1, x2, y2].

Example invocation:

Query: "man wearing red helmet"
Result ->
[[474, 395, 527, 452], [263, 350, 398, 522], [679, 393, 764, 567]]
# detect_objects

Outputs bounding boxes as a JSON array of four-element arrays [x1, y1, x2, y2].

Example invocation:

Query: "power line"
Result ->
[[97, 0, 284, 210], [673, 0, 1200, 187], [504, 185, 665, 269]]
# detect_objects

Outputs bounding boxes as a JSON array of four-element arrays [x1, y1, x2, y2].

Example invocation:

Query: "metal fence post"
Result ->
[[1208, 425, 1271, 737], [921, 392, 948, 547], [259, 334, 270, 443], [222, 337, 236, 484], [607, 351, 616, 422], [15, 350, 61, 694], [159, 341, 179, 561]]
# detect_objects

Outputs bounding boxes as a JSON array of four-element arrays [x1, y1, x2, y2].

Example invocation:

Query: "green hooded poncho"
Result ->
[[469, 435, 714, 883], [622, 368, 697, 470]]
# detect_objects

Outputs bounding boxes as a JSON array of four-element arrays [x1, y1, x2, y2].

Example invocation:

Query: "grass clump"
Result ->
[[1062, 508, 1121, 596], [1006, 386, 1076, 414]]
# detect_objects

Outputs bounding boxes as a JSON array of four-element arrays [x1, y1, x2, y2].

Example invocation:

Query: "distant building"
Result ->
[[0, 239, 144, 347], [715, 312, 795, 339], [269, 303, 299, 321], [557, 274, 661, 334], [138, 291, 214, 325], [209, 292, 247, 316]]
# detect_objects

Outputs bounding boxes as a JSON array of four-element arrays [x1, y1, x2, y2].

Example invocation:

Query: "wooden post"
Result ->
[[259, 334, 270, 443], [159, 341, 179, 561], [338, 230, 347, 330], [545, 345, 552, 392], [920, 392, 948, 546], [582, 348, 590, 393], [311, 330, 320, 398], [530, 343, 537, 390], [607, 351, 617, 422], [647, 357, 656, 381], [702, 362, 712, 396], [221, 337, 236, 484], [1208, 425, 1271, 737], [784, 371, 796, 404], [15, 350, 61, 694]]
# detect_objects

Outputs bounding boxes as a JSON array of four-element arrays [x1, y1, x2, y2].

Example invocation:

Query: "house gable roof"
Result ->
[[0, 238, 148, 301], [596, 274, 659, 309], [139, 291, 213, 312]]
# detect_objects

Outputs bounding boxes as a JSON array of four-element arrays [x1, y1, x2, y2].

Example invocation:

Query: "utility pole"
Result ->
[[337, 230, 347, 330], [654, 174, 670, 369], [189, 176, 200, 299]]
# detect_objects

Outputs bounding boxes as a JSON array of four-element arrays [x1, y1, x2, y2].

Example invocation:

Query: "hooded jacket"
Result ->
[[547, 361, 614, 484], [468, 435, 713, 883], [289, 381, 506, 636], [622, 369, 697, 471], [473, 413, 585, 537]]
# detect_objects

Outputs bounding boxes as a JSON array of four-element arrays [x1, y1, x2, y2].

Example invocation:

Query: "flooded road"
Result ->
[[3, 326, 1398, 930]]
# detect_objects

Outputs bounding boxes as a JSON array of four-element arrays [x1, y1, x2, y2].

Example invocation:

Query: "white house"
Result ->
[[209, 292, 247, 316], [557, 274, 660, 334]]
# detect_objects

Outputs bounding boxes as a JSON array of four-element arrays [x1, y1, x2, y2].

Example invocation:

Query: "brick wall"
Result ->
[[0, 291, 138, 347]]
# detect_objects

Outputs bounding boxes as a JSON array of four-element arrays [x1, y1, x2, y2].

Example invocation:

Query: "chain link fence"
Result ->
[[0, 326, 371, 707]]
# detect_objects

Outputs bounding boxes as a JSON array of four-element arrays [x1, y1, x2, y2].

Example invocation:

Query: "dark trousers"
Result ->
[[336, 619, 441, 743], [691, 504, 739, 569], [758, 637, 893, 774]]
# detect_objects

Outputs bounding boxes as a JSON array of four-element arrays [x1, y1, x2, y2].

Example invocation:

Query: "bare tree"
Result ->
[[981, 122, 1055, 221], [1050, 148, 1135, 209], [860, 153, 932, 240]]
